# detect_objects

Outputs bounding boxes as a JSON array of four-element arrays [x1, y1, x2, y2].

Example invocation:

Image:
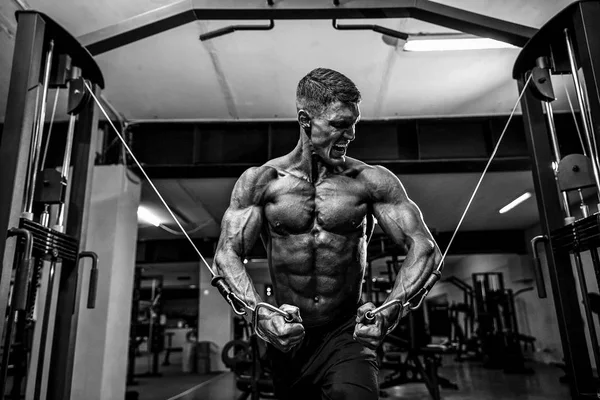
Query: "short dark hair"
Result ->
[[296, 68, 361, 116]]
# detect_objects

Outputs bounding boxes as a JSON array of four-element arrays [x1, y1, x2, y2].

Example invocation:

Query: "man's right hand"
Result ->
[[257, 304, 305, 352]]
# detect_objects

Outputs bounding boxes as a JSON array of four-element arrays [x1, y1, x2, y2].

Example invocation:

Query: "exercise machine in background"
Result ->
[[514, 2, 600, 398], [439, 276, 478, 361], [472, 273, 535, 373], [379, 306, 459, 400], [0, 10, 104, 400], [128, 274, 165, 379], [364, 238, 458, 400], [222, 319, 276, 400]]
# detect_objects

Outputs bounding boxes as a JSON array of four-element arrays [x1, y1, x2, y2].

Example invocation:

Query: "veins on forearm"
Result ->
[[215, 249, 262, 308], [391, 237, 436, 303], [214, 209, 263, 308]]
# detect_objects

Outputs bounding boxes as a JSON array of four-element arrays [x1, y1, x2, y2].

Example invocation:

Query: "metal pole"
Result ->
[[54, 68, 82, 232], [572, 253, 600, 375], [578, 189, 590, 218], [61, 70, 82, 176], [544, 102, 561, 161], [565, 28, 600, 205], [148, 278, 156, 373], [53, 115, 76, 231], [542, 101, 573, 220], [23, 87, 41, 212], [33, 260, 58, 400], [24, 39, 54, 218], [590, 250, 600, 315]]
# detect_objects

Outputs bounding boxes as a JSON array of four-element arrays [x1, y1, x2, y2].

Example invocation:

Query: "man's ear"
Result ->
[[298, 110, 311, 133]]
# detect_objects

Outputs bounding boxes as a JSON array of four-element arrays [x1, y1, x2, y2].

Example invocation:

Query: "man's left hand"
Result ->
[[353, 302, 401, 349]]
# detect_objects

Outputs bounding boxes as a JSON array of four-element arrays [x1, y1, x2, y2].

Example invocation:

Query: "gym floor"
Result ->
[[134, 354, 570, 400], [127, 352, 217, 400]]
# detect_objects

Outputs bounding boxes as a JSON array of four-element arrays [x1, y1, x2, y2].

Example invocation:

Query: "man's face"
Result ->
[[308, 101, 360, 167]]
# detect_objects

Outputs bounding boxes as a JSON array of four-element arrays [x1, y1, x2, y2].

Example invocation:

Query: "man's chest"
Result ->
[[263, 174, 371, 234]]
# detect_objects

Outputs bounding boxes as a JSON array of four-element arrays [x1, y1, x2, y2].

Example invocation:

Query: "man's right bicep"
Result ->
[[217, 204, 264, 256], [216, 166, 271, 257]]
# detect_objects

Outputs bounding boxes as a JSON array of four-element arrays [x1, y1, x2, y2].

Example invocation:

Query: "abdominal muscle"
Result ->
[[267, 229, 367, 327]]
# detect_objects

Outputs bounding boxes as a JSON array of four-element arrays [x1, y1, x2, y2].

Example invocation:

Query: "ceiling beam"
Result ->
[[23, 113, 587, 177], [80, 0, 537, 55], [134, 157, 531, 179], [79, 0, 196, 55], [119, 114, 544, 178]]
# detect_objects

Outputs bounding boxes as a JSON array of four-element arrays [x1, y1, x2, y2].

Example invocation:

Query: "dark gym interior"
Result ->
[[0, 1, 599, 399]]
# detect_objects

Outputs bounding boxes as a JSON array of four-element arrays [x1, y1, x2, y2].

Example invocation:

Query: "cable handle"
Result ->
[[364, 269, 442, 321], [530, 236, 548, 299], [253, 302, 295, 323], [211, 276, 247, 316], [252, 302, 295, 343], [78, 251, 99, 309], [211, 276, 294, 322]]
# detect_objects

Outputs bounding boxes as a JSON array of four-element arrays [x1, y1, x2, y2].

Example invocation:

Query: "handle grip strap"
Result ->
[[364, 270, 443, 321], [79, 251, 99, 309], [406, 270, 442, 310], [211, 276, 248, 316], [253, 303, 295, 343], [530, 235, 548, 299]]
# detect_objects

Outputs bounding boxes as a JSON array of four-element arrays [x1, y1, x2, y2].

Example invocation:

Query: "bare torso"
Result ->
[[259, 156, 374, 327]]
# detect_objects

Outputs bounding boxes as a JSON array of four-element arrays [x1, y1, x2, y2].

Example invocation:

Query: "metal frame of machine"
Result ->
[[514, 1, 600, 398]]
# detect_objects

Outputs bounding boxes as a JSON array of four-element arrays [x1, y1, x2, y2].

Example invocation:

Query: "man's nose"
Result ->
[[344, 127, 356, 142]]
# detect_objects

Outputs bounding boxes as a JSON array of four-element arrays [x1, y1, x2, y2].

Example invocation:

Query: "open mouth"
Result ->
[[331, 143, 348, 158]]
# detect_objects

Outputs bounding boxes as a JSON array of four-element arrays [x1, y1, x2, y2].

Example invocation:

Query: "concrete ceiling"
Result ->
[[0, 0, 580, 122]]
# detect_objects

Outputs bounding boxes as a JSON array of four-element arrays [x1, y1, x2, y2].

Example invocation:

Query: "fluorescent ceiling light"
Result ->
[[404, 37, 516, 52], [499, 192, 532, 214], [137, 206, 161, 226]]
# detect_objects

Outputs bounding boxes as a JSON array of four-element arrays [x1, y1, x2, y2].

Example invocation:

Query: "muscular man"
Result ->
[[213, 68, 442, 400]]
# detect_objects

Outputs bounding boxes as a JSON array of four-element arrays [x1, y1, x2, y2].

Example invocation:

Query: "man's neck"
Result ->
[[290, 130, 330, 183]]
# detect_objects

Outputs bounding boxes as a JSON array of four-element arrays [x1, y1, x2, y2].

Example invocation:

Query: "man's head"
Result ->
[[296, 68, 362, 166]]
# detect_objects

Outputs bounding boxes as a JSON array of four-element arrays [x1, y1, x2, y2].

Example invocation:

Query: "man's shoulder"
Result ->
[[264, 154, 290, 171], [345, 157, 391, 180], [238, 164, 279, 188], [232, 164, 279, 207]]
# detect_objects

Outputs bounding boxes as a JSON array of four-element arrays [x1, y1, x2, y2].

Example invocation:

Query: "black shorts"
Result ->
[[267, 313, 379, 400]]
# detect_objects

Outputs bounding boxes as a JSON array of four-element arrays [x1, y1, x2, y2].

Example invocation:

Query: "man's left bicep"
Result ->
[[366, 165, 436, 248], [373, 198, 432, 248]]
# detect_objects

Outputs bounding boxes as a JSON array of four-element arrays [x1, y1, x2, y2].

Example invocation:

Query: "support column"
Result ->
[[518, 78, 595, 398], [0, 12, 45, 341], [47, 83, 100, 400], [70, 165, 141, 400]]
